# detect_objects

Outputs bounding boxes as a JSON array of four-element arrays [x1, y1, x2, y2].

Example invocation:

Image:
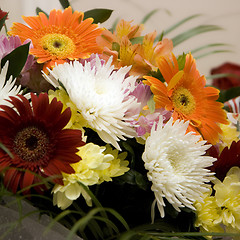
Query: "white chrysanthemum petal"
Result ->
[[44, 56, 139, 150], [142, 117, 216, 218], [0, 62, 22, 107]]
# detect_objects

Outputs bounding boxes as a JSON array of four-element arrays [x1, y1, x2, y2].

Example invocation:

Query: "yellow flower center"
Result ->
[[41, 33, 76, 58], [172, 87, 196, 115]]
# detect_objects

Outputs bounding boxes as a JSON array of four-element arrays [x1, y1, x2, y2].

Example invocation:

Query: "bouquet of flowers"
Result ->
[[0, 1, 240, 239]]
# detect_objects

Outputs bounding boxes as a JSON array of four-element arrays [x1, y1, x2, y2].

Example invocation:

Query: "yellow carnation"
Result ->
[[214, 167, 240, 230], [194, 191, 223, 234], [219, 120, 239, 152], [52, 143, 129, 209]]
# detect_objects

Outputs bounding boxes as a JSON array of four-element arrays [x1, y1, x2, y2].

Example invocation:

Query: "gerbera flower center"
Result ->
[[41, 33, 75, 58], [172, 87, 196, 115], [13, 126, 50, 162]]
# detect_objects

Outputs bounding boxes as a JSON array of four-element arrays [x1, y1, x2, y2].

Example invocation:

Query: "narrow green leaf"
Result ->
[[1, 42, 30, 80], [172, 25, 223, 46], [0, 13, 8, 31], [44, 210, 72, 235], [156, 14, 202, 41], [191, 43, 231, 54], [141, 9, 159, 24], [78, 182, 129, 231], [35, 7, 49, 17], [59, 0, 71, 9], [206, 73, 237, 80], [195, 49, 232, 59], [66, 208, 104, 239], [109, 17, 120, 32], [0, 142, 13, 158], [84, 9, 113, 24], [118, 230, 138, 240]]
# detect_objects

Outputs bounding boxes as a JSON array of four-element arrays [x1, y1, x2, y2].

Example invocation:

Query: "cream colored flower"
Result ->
[[194, 191, 223, 234], [0, 62, 22, 107], [44, 55, 140, 150], [52, 143, 129, 209], [214, 167, 240, 230], [219, 120, 239, 152], [142, 117, 216, 218]]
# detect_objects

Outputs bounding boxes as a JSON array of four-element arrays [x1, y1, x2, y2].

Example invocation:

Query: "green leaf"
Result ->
[[195, 49, 232, 59], [112, 42, 120, 52], [141, 9, 159, 24], [206, 73, 237, 80], [177, 53, 186, 71], [109, 17, 120, 33], [0, 13, 8, 31], [0, 142, 13, 158], [1, 42, 30, 80], [59, 0, 71, 9], [156, 14, 202, 41], [147, 95, 155, 114], [35, 7, 49, 17], [172, 25, 223, 47], [130, 36, 144, 45], [191, 43, 231, 54], [84, 9, 113, 24], [218, 86, 240, 103]]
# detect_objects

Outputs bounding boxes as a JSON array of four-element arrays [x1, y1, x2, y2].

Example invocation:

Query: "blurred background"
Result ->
[[1, 0, 240, 77]]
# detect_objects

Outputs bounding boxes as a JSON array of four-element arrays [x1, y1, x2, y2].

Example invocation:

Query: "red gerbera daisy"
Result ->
[[208, 140, 240, 181], [0, 8, 8, 21], [0, 93, 85, 193]]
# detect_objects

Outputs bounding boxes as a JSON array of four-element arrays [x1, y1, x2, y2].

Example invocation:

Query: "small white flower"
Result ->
[[142, 117, 216, 218], [44, 55, 139, 150], [0, 61, 22, 107]]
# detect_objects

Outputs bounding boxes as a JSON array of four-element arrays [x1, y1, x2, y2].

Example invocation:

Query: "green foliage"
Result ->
[[157, 14, 202, 41], [177, 53, 186, 71], [0, 142, 13, 159], [1, 42, 30, 80], [141, 9, 159, 24], [59, 0, 71, 9], [218, 86, 240, 103], [172, 25, 223, 47], [84, 9, 113, 24], [130, 36, 144, 45], [35, 7, 49, 16], [147, 95, 155, 114], [0, 13, 8, 31]]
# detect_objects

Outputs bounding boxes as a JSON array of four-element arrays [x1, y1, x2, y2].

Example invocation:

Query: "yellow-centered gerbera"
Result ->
[[8, 7, 103, 72], [143, 53, 228, 144]]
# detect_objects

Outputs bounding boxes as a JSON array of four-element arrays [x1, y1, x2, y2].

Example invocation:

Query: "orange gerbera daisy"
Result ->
[[143, 53, 228, 144], [8, 7, 103, 72]]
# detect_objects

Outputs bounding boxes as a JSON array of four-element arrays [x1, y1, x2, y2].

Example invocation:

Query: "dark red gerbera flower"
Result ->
[[209, 140, 240, 181], [0, 9, 8, 21], [0, 93, 85, 194]]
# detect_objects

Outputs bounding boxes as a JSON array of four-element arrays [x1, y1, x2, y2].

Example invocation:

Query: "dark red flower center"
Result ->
[[13, 126, 50, 162]]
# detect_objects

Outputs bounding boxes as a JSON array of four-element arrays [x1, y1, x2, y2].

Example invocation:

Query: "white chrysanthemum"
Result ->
[[0, 61, 22, 107], [43, 56, 139, 150], [142, 117, 216, 218]]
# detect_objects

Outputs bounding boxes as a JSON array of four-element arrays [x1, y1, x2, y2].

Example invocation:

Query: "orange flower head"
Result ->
[[96, 19, 144, 70], [8, 7, 104, 71], [132, 31, 173, 76], [143, 53, 228, 144]]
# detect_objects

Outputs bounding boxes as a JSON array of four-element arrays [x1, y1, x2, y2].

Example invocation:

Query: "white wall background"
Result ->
[[1, 0, 240, 77]]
